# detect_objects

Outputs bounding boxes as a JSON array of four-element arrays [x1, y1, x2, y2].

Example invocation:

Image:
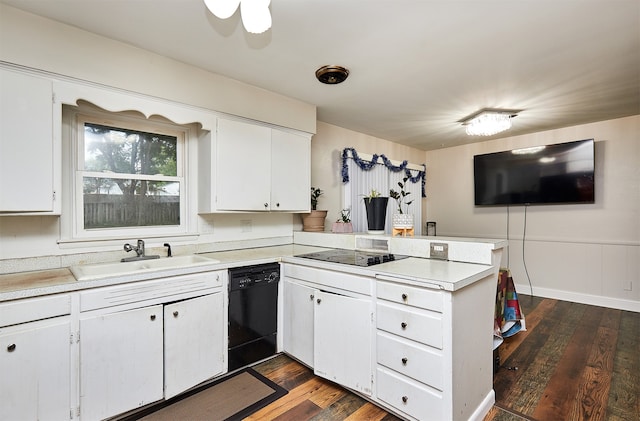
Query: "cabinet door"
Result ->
[[164, 293, 224, 399], [282, 278, 315, 367], [80, 305, 164, 421], [0, 318, 70, 421], [271, 129, 310, 212], [215, 118, 271, 211], [314, 290, 373, 396], [0, 69, 54, 212]]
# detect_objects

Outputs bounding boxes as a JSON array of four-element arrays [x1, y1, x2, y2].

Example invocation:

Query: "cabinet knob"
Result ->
[[173, 311, 179, 317], [276, 203, 280, 207], [7, 343, 16, 352], [401, 322, 407, 329], [402, 396, 408, 404], [402, 357, 408, 365], [264, 203, 269, 208], [401, 293, 408, 301], [309, 294, 314, 300], [316, 298, 322, 304], [150, 314, 156, 321]]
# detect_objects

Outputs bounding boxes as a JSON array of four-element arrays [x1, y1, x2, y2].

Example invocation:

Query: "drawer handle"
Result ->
[[402, 396, 408, 404], [402, 357, 408, 365], [401, 322, 407, 329], [7, 343, 16, 352], [401, 293, 408, 301], [150, 314, 156, 321], [173, 311, 179, 318]]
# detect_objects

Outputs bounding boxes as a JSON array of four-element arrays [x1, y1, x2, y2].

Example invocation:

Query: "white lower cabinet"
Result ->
[[78, 271, 226, 420], [282, 265, 373, 397], [164, 293, 224, 399], [314, 289, 373, 396], [0, 317, 71, 421], [79, 304, 164, 421], [375, 280, 446, 420], [282, 279, 315, 367]]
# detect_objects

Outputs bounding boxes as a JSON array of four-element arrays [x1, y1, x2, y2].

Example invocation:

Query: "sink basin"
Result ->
[[70, 255, 220, 281]]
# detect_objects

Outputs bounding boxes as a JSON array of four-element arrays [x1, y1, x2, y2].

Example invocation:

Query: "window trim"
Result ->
[[61, 104, 195, 243]]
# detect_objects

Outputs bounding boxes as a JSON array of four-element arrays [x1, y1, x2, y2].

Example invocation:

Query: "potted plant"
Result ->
[[302, 187, 327, 232], [389, 177, 414, 229], [363, 189, 389, 234], [332, 208, 353, 233]]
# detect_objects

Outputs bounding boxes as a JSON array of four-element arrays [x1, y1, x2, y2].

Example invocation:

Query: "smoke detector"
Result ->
[[315, 65, 349, 85]]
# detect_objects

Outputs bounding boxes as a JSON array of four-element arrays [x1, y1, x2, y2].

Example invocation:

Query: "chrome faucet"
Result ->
[[122, 239, 159, 262], [123, 239, 145, 257]]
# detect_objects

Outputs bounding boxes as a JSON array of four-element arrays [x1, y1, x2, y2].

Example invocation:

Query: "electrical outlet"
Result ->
[[240, 219, 252, 233], [430, 242, 448, 260]]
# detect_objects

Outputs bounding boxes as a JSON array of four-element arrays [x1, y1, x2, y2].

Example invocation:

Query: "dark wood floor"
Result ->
[[487, 294, 639, 421], [251, 295, 639, 421]]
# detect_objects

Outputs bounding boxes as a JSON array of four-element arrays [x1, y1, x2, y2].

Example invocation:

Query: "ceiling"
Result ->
[[2, 0, 639, 151]]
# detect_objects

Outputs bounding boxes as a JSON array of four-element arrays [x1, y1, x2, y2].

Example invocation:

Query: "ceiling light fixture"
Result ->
[[315, 65, 350, 85], [460, 108, 520, 136], [204, 0, 271, 34]]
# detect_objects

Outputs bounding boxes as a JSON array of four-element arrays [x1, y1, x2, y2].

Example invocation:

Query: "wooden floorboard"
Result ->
[[250, 295, 639, 421]]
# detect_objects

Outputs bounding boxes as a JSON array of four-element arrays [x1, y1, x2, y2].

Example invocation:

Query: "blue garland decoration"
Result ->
[[341, 147, 426, 197]]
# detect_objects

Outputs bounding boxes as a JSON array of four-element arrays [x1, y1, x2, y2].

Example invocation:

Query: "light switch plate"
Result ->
[[430, 242, 449, 260]]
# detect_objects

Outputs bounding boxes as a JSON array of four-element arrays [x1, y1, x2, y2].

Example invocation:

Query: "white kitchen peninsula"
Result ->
[[283, 232, 506, 421]]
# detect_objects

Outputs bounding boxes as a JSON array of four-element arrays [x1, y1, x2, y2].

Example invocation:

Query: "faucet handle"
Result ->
[[124, 243, 134, 253]]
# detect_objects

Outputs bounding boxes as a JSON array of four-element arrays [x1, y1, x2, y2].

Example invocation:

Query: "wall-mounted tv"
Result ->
[[474, 139, 595, 206]]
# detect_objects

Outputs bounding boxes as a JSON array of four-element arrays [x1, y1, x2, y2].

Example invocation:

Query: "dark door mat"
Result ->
[[119, 367, 288, 421]]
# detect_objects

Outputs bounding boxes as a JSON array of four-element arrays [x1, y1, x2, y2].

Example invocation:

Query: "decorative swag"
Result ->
[[341, 147, 426, 197]]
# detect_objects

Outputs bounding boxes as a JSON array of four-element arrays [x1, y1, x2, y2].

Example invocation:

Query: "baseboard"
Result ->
[[514, 283, 640, 313], [469, 389, 495, 421]]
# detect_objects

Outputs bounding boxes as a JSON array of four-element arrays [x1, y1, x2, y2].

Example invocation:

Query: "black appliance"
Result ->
[[228, 263, 279, 371], [295, 249, 408, 267], [473, 138, 595, 206]]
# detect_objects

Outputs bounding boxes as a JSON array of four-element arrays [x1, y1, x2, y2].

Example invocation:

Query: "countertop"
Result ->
[[0, 245, 321, 302], [0, 243, 496, 302]]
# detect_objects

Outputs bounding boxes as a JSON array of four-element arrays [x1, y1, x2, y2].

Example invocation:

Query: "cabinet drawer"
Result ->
[[376, 366, 443, 421], [376, 331, 443, 390], [80, 271, 223, 312], [377, 281, 443, 312], [0, 295, 70, 327], [376, 302, 442, 349], [283, 264, 372, 295]]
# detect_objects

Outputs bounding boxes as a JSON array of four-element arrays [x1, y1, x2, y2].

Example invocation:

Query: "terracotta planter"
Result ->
[[302, 210, 327, 232], [363, 197, 388, 234], [332, 222, 353, 233]]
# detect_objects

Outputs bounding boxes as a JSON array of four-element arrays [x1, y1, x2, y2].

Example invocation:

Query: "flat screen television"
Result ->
[[474, 139, 595, 206]]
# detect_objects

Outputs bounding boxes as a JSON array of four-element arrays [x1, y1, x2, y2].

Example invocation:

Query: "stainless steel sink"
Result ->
[[70, 255, 220, 281]]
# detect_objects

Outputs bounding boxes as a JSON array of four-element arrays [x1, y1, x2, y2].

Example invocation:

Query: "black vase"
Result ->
[[363, 197, 388, 234]]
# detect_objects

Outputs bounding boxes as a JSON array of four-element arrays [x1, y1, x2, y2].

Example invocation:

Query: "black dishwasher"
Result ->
[[228, 263, 279, 371]]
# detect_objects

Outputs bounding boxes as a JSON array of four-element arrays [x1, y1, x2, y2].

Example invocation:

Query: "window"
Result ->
[[343, 153, 423, 235], [63, 105, 190, 240]]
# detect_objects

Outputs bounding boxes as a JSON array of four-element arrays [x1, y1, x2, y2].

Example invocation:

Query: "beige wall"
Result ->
[[0, 4, 315, 134], [308, 121, 427, 227], [425, 115, 640, 310]]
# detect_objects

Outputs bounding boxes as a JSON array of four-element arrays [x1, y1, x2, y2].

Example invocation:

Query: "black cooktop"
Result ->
[[295, 249, 409, 267]]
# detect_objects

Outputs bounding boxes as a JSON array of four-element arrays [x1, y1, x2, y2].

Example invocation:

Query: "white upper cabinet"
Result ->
[[199, 117, 311, 212], [271, 129, 310, 211], [0, 68, 57, 213]]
